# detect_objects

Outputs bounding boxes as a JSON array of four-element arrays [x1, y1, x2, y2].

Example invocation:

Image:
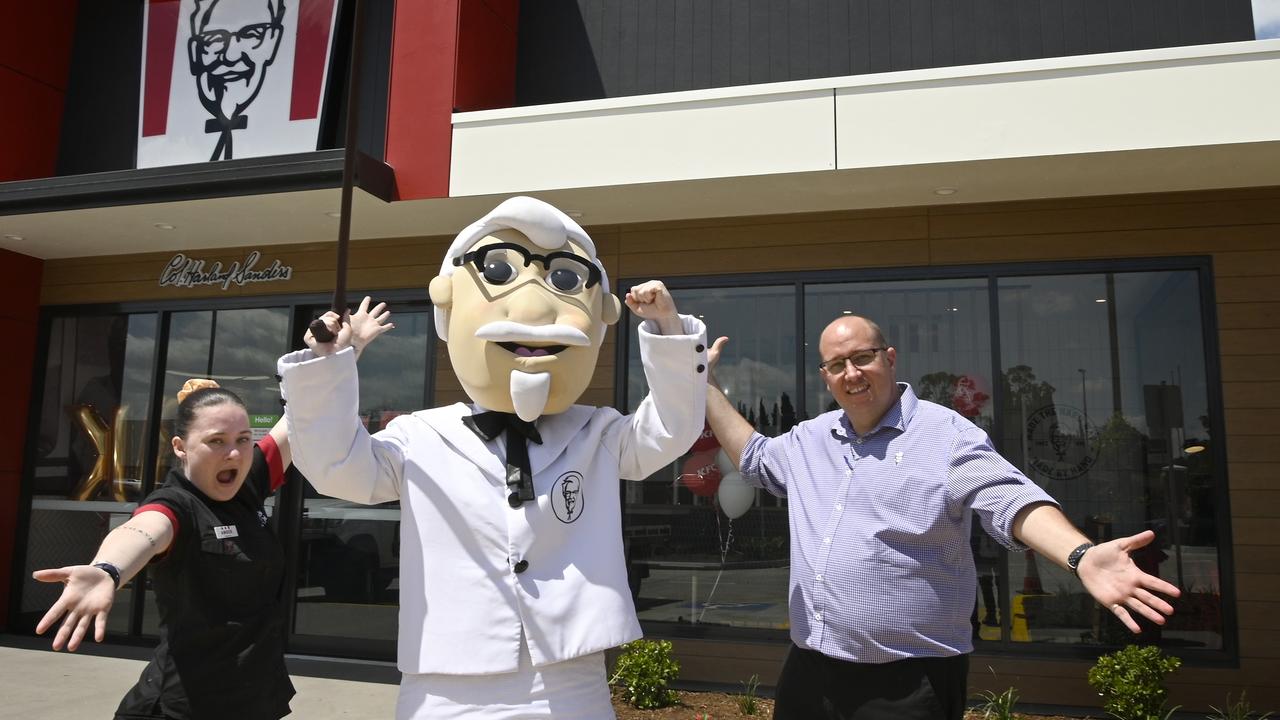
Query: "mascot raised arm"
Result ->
[[277, 196, 708, 719]]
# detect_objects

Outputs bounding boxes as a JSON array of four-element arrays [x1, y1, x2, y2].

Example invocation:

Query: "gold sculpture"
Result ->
[[68, 404, 136, 502]]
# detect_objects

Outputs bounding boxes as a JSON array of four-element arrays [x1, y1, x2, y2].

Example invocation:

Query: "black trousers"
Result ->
[[772, 645, 969, 720]]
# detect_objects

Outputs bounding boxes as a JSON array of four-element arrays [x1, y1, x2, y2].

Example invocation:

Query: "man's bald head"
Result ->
[[820, 315, 886, 354], [818, 314, 898, 435]]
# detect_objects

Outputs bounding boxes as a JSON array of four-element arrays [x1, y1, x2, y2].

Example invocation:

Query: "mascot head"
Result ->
[[430, 197, 622, 421]]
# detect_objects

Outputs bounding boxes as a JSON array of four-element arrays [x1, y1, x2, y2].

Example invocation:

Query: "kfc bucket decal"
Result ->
[[137, 0, 340, 167]]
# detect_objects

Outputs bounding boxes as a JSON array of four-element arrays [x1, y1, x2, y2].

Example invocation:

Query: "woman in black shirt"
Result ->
[[33, 298, 392, 720]]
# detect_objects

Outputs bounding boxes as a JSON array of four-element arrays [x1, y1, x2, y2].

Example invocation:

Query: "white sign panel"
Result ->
[[137, 0, 340, 168]]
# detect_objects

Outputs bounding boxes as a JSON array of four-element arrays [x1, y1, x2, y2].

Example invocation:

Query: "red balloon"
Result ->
[[951, 374, 991, 419], [679, 448, 722, 497], [689, 421, 720, 452]]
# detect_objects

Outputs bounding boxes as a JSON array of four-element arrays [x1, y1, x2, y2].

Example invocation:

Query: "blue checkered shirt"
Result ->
[[739, 383, 1057, 663]]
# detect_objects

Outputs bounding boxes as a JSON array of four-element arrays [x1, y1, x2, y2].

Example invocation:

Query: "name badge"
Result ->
[[213, 525, 239, 539]]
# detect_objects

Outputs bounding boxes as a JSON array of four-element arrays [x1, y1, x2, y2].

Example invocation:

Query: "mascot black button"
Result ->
[[507, 492, 522, 508], [514, 559, 529, 574]]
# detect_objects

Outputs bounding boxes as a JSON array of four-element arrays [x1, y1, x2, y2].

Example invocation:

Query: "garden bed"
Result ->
[[609, 687, 1080, 719]]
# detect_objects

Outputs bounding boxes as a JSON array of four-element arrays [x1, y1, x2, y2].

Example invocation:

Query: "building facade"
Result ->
[[3, 0, 1279, 712]]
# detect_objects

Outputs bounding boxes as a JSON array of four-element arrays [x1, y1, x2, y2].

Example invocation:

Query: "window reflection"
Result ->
[[624, 287, 794, 630], [999, 271, 1222, 649], [292, 308, 432, 643], [22, 313, 157, 634]]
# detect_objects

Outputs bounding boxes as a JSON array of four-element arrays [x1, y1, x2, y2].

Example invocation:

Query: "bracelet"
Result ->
[[92, 561, 122, 589]]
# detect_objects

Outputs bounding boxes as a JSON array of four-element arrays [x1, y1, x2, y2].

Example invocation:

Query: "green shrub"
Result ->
[[610, 639, 680, 709], [1087, 644, 1182, 720], [1207, 691, 1275, 720], [973, 685, 1020, 720], [737, 673, 761, 715]]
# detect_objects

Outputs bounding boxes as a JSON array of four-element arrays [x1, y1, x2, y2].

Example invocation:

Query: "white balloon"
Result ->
[[715, 448, 735, 474], [717, 471, 754, 520]]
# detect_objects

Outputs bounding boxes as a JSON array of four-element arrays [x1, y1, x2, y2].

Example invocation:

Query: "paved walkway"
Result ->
[[0, 633, 400, 718]]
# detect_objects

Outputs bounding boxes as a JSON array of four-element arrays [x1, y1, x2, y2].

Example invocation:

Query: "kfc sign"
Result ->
[[137, 0, 340, 167]]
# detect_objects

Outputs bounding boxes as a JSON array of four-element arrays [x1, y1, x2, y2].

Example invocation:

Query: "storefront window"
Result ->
[[292, 307, 433, 643], [998, 271, 1223, 650], [21, 313, 158, 633], [623, 286, 795, 631], [622, 263, 1226, 654]]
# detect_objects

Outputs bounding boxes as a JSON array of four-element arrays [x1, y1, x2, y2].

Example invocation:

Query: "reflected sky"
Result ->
[[1256, 0, 1280, 38]]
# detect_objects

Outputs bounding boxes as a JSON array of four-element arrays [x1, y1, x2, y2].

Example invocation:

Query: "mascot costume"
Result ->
[[277, 196, 708, 719]]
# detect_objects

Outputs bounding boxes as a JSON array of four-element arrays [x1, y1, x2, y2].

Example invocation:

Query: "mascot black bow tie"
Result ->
[[462, 411, 543, 507]]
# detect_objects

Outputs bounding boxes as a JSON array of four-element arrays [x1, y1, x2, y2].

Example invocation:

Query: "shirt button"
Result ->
[[696, 364, 706, 373], [513, 559, 529, 574], [507, 492, 522, 508], [835, 504, 843, 511], [823, 537, 831, 544], [695, 344, 705, 353], [815, 574, 824, 582], [814, 612, 823, 622]]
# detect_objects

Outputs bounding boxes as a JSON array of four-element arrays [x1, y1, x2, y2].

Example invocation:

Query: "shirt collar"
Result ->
[[829, 382, 918, 441]]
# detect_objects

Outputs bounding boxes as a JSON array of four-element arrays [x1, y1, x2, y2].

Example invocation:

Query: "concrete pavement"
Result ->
[[0, 633, 400, 718]]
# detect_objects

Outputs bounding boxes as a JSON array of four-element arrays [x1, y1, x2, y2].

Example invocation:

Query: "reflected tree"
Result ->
[[1003, 365, 1056, 412], [917, 371, 962, 409], [780, 393, 797, 432]]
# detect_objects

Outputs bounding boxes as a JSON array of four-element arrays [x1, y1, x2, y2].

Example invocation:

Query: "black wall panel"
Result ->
[[515, 0, 1257, 105]]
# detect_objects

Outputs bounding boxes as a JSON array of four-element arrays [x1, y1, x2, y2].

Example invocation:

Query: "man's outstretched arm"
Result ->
[[1013, 502, 1181, 634]]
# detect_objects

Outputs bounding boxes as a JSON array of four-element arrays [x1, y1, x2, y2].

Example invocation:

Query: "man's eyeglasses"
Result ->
[[817, 348, 886, 375], [453, 242, 602, 295]]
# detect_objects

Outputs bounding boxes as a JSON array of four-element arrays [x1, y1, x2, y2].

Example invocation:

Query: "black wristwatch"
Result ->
[[1066, 542, 1094, 576], [92, 561, 122, 589]]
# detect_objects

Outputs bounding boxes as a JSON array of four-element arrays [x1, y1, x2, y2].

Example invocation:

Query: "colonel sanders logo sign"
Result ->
[[1025, 404, 1099, 481], [138, 0, 339, 167]]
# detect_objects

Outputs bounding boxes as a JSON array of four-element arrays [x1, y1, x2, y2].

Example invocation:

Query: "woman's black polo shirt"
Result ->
[[116, 436, 295, 720]]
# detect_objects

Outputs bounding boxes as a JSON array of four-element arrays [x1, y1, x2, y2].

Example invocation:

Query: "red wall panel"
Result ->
[[0, 249, 44, 630], [0, 0, 78, 182], [0, 69, 65, 180], [384, 0, 518, 200], [455, 0, 518, 112], [384, 1, 460, 200], [0, 0, 78, 90]]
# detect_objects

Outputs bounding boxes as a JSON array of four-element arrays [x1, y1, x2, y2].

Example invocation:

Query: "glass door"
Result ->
[[284, 302, 435, 658], [19, 313, 158, 635]]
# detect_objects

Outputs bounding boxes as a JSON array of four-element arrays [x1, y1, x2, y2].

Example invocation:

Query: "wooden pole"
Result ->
[[309, 0, 364, 342]]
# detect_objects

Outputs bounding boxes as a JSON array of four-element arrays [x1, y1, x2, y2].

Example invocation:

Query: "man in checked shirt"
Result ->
[[704, 314, 1181, 720]]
